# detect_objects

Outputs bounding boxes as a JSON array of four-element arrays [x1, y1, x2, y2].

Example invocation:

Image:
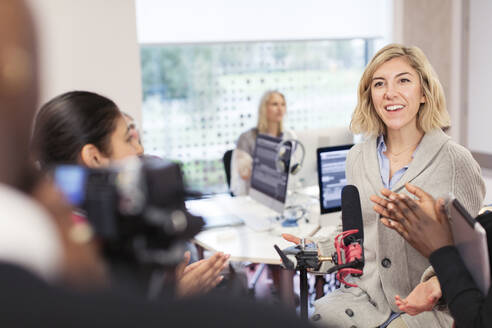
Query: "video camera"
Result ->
[[53, 156, 204, 270]]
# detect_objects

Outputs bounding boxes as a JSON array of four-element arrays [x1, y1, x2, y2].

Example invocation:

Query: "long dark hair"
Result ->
[[32, 91, 121, 167]]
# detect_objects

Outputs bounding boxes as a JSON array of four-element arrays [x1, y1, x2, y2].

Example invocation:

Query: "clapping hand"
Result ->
[[175, 251, 230, 298], [395, 276, 442, 315], [370, 183, 453, 258]]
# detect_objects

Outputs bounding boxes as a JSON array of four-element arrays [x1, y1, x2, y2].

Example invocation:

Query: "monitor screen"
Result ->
[[317, 144, 353, 214], [250, 134, 291, 211]]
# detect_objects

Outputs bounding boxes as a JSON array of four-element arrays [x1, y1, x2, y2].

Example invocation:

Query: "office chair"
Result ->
[[222, 149, 233, 195]]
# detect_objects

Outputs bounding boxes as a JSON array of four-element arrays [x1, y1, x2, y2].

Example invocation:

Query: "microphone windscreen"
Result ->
[[341, 185, 364, 245]]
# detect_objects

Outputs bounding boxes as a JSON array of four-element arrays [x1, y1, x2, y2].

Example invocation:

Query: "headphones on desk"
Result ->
[[275, 139, 305, 175]]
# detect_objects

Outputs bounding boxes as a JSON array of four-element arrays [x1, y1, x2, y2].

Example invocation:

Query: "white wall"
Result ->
[[467, 0, 492, 154], [449, 0, 466, 145], [26, 0, 143, 124], [136, 0, 392, 46]]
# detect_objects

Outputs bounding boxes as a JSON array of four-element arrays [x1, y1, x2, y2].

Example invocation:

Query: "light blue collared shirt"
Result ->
[[377, 135, 417, 189], [377, 135, 416, 327]]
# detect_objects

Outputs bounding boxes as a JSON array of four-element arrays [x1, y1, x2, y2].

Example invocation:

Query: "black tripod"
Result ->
[[275, 230, 364, 321], [274, 242, 327, 320]]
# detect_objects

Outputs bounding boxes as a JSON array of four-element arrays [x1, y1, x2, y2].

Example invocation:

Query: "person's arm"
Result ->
[[234, 149, 252, 180], [372, 184, 492, 327], [449, 144, 486, 218], [371, 185, 447, 314], [371, 183, 453, 258], [394, 276, 442, 315], [175, 251, 229, 298], [430, 246, 492, 328]]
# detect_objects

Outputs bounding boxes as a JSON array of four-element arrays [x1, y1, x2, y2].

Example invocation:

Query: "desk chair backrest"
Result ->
[[223, 149, 233, 188]]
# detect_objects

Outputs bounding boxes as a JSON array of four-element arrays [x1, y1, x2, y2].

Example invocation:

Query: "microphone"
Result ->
[[274, 185, 364, 288], [326, 184, 364, 287], [341, 184, 364, 245]]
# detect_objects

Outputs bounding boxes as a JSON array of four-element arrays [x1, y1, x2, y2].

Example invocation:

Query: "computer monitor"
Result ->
[[317, 144, 353, 214], [249, 134, 292, 213], [294, 127, 354, 187]]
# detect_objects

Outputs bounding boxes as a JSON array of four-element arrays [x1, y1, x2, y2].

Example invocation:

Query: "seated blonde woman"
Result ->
[[230, 90, 295, 195]]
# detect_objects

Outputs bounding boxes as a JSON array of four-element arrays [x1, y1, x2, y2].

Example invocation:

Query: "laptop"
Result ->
[[186, 198, 244, 230], [316, 144, 354, 225], [186, 134, 292, 232]]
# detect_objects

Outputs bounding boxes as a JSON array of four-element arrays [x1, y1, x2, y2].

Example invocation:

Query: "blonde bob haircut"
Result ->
[[350, 44, 450, 136], [257, 90, 285, 134]]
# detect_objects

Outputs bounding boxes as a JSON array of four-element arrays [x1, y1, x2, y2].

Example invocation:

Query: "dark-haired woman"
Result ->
[[32, 91, 229, 297], [32, 91, 143, 168]]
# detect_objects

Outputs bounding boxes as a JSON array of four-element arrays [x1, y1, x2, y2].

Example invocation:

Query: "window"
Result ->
[[141, 39, 377, 192]]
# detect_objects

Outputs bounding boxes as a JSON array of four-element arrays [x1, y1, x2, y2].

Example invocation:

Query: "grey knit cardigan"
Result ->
[[313, 128, 485, 328]]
